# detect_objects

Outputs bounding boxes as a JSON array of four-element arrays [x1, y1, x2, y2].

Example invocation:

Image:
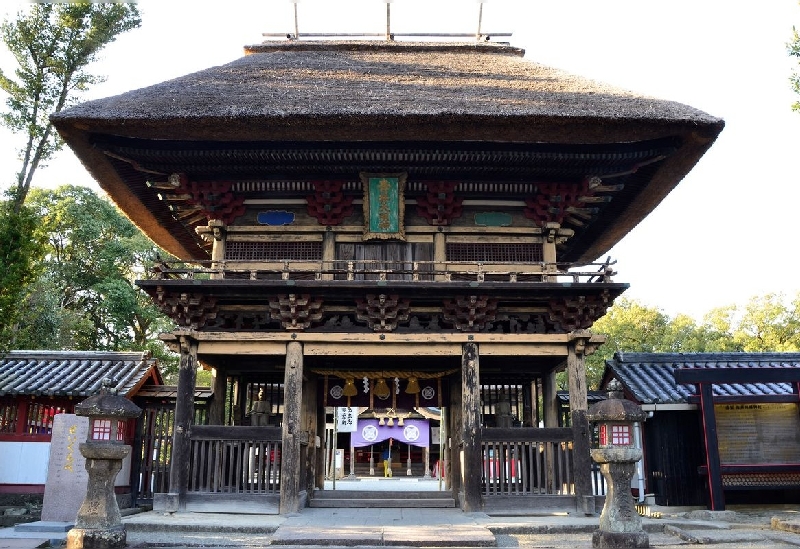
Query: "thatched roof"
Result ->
[[51, 41, 723, 261]]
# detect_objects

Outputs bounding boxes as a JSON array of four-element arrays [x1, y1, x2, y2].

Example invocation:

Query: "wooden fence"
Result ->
[[188, 426, 282, 494]]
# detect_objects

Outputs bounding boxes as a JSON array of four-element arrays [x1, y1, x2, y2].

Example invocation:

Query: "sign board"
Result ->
[[336, 407, 357, 432], [715, 402, 800, 464]]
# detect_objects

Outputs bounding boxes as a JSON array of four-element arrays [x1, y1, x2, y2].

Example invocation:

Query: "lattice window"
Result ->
[[0, 399, 17, 434], [446, 243, 543, 263], [25, 402, 71, 435], [225, 241, 322, 262], [90, 419, 126, 441]]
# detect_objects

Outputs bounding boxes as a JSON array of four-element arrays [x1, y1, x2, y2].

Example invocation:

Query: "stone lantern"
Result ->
[[66, 379, 142, 549], [587, 380, 648, 549]]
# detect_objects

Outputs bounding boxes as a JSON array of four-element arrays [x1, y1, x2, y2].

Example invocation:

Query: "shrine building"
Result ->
[[51, 39, 723, 514]]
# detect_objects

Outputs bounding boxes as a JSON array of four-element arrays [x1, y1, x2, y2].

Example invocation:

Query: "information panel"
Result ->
[[715, 402, 800, 464]]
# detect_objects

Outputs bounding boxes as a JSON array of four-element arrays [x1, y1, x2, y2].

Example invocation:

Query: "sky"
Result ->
[[1, 0, 799, 321]]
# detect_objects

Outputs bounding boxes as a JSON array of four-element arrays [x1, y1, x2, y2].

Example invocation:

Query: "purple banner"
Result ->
[[350, 419, 429, 448]]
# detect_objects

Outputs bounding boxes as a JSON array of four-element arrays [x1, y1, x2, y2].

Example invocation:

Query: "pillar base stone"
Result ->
[[592, 530, 649, 548], [66, 527, 126, 549]]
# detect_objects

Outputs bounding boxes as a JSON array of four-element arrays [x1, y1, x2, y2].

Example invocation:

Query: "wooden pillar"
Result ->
[[167, 336, 198, 512], [448, 379, 461, 495], [209, 220, 226, 280], [461, 342, 482, 512], [567, 332, 594, 514], [543, 369, 558, 493], [542, 222, 559, 282], [315, 399, 326, 490], [523, 380, 534, 427], [279, 341, 304, 515], [698, 382, 725, 510], [208, 368, 226, 425], [543, 370, 559, 428], [433, 231, 447, 281], [321, 230, 335, 281]]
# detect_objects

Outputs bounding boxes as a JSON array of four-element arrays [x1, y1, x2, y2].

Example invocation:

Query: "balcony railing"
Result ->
[[147, 258, 617, 284]]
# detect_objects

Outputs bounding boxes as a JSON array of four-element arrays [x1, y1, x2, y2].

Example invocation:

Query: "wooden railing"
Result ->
[[481, 427, 575, 496], [188, 426, 282, 494], [148, 258, 617, 284]]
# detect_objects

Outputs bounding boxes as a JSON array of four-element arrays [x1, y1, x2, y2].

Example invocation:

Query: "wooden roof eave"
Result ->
[[52, 113, 723, 263], [56, 124, 207, 260], [572, 125, 722, 264]]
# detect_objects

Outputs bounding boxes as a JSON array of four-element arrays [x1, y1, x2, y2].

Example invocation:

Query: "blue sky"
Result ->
[[1, 0, 799, 320]]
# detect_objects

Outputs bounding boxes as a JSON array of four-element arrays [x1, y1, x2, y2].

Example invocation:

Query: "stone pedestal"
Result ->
[[65, 442, 130, 549], [591, 447, 648, 549]]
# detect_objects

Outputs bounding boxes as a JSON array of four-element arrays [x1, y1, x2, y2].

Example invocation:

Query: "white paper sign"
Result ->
[[336, 407, 357, 432]]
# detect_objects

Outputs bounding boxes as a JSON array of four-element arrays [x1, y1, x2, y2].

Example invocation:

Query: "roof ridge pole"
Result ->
[[290, 0, 300, 40], [384, 0, 394, 41], [476, 0, 486, 41]]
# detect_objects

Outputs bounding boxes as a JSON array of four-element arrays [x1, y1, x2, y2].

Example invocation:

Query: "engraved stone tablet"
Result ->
[[41, 414, 89, 522]]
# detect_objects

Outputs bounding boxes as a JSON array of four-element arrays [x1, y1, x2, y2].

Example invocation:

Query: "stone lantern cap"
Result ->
[[587, 379, 646, 423], [74, 378, 142, 419]]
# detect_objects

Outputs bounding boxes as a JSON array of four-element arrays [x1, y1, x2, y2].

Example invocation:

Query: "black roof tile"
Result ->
[[605, 352, 800, 404], [0, 351, 161, 398]]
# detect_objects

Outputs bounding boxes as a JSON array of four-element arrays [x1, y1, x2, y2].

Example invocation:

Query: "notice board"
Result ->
[[715, 403, 800, 464]]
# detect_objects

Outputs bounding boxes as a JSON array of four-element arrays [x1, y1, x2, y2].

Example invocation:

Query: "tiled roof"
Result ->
[[605, 352, 800, 404], [0, 351, 161, 398], [134, 385, 212, 401]]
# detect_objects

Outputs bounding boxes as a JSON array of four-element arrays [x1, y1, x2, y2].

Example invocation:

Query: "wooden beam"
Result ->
[[167, 336, 198, 512], [675, 368, 800, 384], [461, 342, 482, 512], [280, 341, 304, 515]]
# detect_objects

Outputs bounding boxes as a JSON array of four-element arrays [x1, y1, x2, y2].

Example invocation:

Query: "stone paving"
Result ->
[[3, 503, 800, 548]]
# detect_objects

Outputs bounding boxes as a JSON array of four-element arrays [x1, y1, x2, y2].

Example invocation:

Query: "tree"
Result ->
[[707, 293, 800, 352], [0, 200, 45, 351], [11, 186, 179, 378], [790, 25, 800, 111], [0, 3, 141, 210], [581, 298, 739, 389]]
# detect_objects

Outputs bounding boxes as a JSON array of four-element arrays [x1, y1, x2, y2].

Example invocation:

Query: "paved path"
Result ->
[[4, 503, 800, 548]]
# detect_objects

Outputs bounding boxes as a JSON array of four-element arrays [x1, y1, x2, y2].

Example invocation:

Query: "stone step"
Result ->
[[312, 489, 452, 500], [309, 497, 456, 508]]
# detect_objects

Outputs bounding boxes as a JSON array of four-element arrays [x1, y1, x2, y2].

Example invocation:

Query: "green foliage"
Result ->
[[11, 186, 176, 376], [0, 199, 46, 350], [790, 26, 800, 111], [0, 3, 140, 208], [581, 294, 800, 390]]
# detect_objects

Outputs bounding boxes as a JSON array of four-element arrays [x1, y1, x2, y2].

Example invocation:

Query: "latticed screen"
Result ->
[[91, 419, 126, 441], [225, 241, 323, 262], [0, 399, 17, 434], [446, 243, 543, 263], [25, 402, 71, 435]]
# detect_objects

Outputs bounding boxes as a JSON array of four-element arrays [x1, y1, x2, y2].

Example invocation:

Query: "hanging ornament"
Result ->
[[342, 377, 358, 397], [363, 376, 370, 393], [394, 377, 400, 394], [405, 376, 421, 394], [374, 378, 391, 398]]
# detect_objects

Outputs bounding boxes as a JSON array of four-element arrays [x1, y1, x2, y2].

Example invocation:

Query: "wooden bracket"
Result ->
[[416, 181, 463, 226], [442, 296, 497, 332], [306, 180, 354, 226], [548, 292, 611, 332], [176, 175, 246, 225], [268, 294, 323, 330], [154, 288, 218, 330], [355, 293, 410, 332]]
